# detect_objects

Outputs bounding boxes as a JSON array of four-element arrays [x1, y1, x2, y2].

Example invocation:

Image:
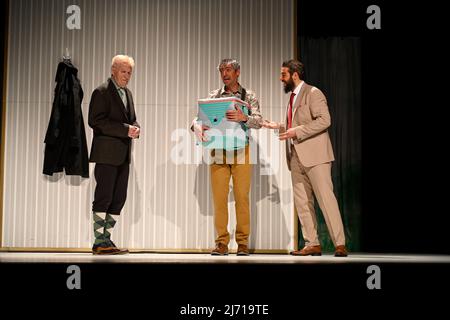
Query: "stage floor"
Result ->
[[2, 252, 449, 307], [1, 252, 449, 264]]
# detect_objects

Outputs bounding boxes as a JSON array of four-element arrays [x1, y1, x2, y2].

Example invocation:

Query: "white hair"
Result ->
[[111, 54, 135, 68], [217, 58, 240, 71]]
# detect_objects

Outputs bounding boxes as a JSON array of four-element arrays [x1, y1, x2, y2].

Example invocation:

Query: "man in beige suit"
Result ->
[[263, 59, 348, 257]]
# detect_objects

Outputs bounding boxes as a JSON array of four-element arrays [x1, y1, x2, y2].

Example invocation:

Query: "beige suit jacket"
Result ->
[[286, 82, 335, 170]]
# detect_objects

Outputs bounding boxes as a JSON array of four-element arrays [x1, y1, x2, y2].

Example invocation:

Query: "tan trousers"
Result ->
[[210, 145, 251, 246], [290, 150, 345, 247]]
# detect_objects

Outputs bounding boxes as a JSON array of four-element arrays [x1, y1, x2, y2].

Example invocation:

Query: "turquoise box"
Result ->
[[197, 97, 249, 150]]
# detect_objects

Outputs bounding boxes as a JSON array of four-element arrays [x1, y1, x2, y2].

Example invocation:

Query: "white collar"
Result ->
[[292, 80, 304, 96]]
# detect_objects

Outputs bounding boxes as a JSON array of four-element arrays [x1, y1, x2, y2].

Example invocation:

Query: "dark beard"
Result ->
[[283, 78, 295, 93]]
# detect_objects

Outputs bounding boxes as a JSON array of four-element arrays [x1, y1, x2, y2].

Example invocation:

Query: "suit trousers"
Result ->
[[92, 162, 130, 215], [210, 145, 251, 246], [290, 149, 345, 247]]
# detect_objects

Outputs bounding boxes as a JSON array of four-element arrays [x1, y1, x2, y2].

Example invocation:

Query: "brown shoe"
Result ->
[[334, 245, 348, 257], [237, 244, 249, 256], [107, 240, 129, 255], [92, 246, 116, 255], [211, 243, 228, 256], [93, 246, 129, 255], [92, 242, 129, 255], [290, 245, 322, 256], [110, 247, 129, 255]]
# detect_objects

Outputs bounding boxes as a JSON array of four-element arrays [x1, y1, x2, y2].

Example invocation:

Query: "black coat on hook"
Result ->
[[43, 60, 89, 178]]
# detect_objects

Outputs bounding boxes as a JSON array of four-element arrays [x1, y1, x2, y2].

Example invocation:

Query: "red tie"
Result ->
[[287, 92, 296, 129]]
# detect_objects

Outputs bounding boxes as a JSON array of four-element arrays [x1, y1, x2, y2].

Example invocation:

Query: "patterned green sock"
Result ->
[[104, 213, 117, 244], [93, 212, 107, 246]]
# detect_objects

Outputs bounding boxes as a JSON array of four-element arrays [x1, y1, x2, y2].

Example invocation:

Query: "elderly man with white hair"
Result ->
[[88, 54, 140, 255]]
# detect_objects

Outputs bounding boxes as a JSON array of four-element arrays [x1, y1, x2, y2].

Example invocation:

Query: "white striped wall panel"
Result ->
[[2, 0, 295, 250]]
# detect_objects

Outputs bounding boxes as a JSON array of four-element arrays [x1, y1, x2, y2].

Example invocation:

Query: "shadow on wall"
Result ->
[[121, 158, 143, 248], [148, 160, 197, 249], [41, 148, 291, 251], [194, 142, 290, 250], [249, 145, 291, 250]]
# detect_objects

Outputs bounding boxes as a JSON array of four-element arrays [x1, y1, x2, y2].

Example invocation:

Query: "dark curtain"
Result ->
[[297, 36, 362, 252]]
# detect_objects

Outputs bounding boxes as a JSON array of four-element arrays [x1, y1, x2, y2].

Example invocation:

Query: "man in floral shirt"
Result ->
[[192, 58, 262, 256]]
